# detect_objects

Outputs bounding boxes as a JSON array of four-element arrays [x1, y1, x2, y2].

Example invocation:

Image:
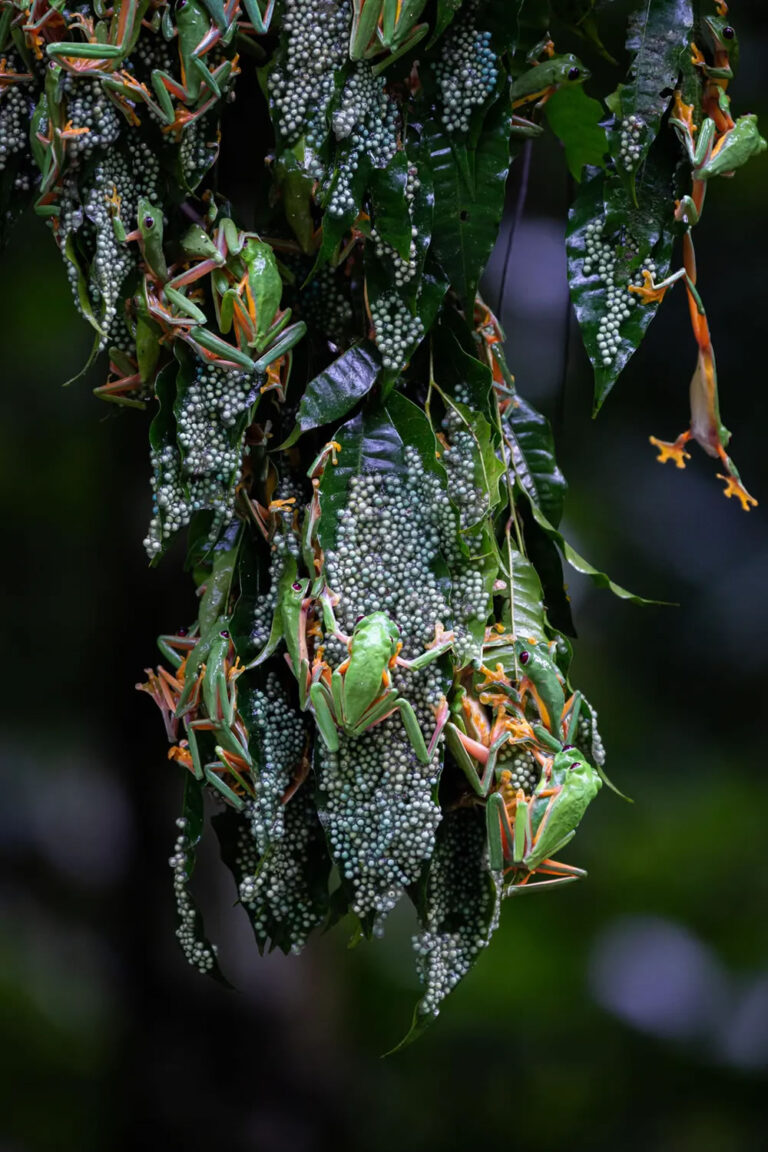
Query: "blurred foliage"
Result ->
[[1, 1, 768, 1150]]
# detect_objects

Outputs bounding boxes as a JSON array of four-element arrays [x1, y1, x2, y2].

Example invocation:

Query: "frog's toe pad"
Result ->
[[717, 473, 758, 511], [649, 435, 691, 469]]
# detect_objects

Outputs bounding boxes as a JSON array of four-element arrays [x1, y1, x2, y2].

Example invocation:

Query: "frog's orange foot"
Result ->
[[690, 42, 706, 68], [628, 270, 669, 305], [717, 474, 758, 511], [649, 435, 691, 469], [477, 662, 508, 690], [715, 1, 728, 18], [673, 92, 697, 135]]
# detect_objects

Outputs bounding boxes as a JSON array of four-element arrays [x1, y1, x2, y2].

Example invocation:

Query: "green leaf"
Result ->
[[544, 84, 608, 181], [566, 151, 676, 411], [608, 0, 694, 196], [502, 543, 549, 646], [281, 341, 381, 447], [213, 786, 331, 956], [427, 94, 512, 311], [369, 151, 412, 261], [393, 807, 501, 1052], [427, 0, 465, 47], [501, 391, 567, 527]]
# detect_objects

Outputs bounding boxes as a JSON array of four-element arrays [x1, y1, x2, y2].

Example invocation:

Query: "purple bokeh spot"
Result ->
[[589, 916, 728, 1040]]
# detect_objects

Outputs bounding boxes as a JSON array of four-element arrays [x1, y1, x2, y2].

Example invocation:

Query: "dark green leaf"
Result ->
[[369, 151, 412, 260], [427, 94, 512, 311], [175, 775, 232, 987], [282, 341, 381, 447], [501, 392, 567, 527], [607, 0, 694, 196], [544, 84, 608, 181], [567, 150, 676, 410]]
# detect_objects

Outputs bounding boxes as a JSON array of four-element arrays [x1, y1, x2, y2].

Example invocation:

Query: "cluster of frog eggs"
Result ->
[[440, 423, 487, 531], [242, 673, 308, 856], [62, 76, 123, 160], [581, 220, 659, 367], [317, 452, 459, 920], [369, 289, 424, 370], [300, 265, 354, 347], [169, 817, 219, 974], [269, 0, 349, 157], [433, 8, 498, 134], [326, 61, 398, 219], [617, 113, 644, 170], [236, 790, 328, 954], [143, 361, 261, 557], [369, 164, 421, 287], [177, 107, 221, 190], [144, 441, 239, 560], [413, 809, 501, 1019], [0, 64, 33, 175], [576, 699, 606, 768], [56, 144, 160, 349], [497, 744, 540, 793]]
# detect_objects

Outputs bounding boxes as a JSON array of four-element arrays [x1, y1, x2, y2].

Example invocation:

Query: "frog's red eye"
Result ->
[[723, 25, 735, 39], [567, 67, 581, 81], [519, 650, 530, 665], [563, 744, 574, 750], [220, 629, 230, 639], [355, 614, 364, 623], [292, 581, 303, 591], [570, 762, 580, 771]]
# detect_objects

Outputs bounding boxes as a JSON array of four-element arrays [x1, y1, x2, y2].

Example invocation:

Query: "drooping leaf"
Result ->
[[607, 0, 694, 197], [171, 775, 232, 986], [392, 807, 501, 1051], [501, 392, 567, 527], [369, 151, 412, 260], [281, 341, 381, 447], [501, 543, 549, 646], [544, 84, 608, 181], [427, 93, 512, 311], [567, 148, 677, 410], [214, 784, 331, 956]]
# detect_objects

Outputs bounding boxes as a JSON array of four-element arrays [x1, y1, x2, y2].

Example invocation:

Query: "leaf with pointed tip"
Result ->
[[567, 149, 676, 411], [281, 341, 381, 447], [176, 775, 232, 987], [607, 0, 693, 198], [391, 808, 501, 1053]]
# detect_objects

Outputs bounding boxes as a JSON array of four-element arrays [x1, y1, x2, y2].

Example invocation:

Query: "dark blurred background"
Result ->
[[2, 8, 768, 1151]]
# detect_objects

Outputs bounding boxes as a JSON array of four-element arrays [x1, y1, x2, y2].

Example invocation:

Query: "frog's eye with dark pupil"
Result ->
[[355, 614, 364, 623], [723, 26, 735, 38], [143, 215, 154, 229], [568, 67, 581, 80], [570, 762, 580, 771], [220, 629, 230, 638], [292, 581, 302, 591], [519, 650, 530, 665]]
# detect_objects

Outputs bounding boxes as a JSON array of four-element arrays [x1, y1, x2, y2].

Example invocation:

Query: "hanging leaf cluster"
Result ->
[[0, 0, 761, 1046]]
